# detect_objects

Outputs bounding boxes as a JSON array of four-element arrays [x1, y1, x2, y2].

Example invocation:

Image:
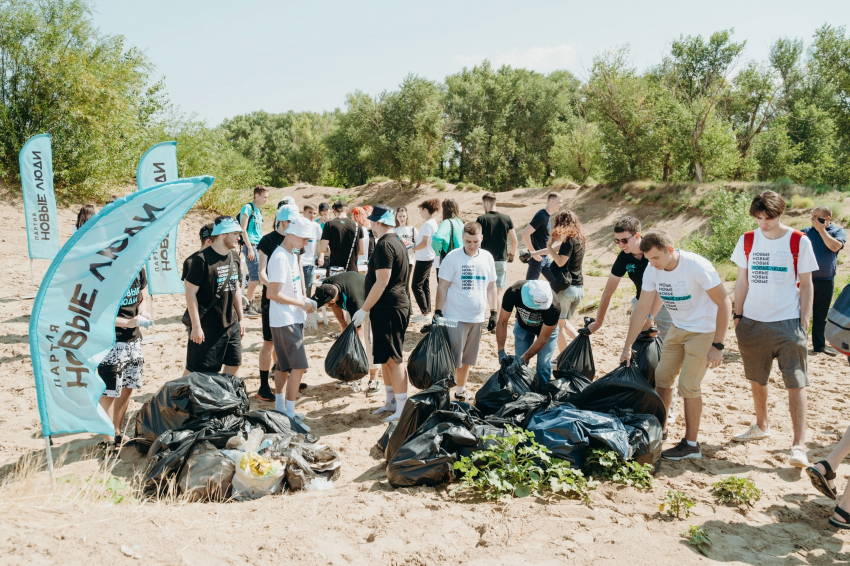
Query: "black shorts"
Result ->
[[370, 306, 410, 364], [261, 296, 272, 342], [186, 322, 242, 373]]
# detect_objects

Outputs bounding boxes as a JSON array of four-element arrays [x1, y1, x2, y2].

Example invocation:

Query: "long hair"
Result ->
[[350, 206, 370, 227], [76, 204, 96, 229], [551, 210, 586, 243], [441, 199, 460, 221]]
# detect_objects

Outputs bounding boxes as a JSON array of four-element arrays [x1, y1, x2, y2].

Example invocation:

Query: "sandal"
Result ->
[[329, 332, 340, 339], [806, 460, 838, 500], [829, 505, 850, 529]]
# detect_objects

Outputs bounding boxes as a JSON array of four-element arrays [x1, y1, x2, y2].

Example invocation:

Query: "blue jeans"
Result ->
[[525, 256, 555, 283], [513, 322, 559, 384], [243, 244, 259, 281], [302, 264, 315, 296]]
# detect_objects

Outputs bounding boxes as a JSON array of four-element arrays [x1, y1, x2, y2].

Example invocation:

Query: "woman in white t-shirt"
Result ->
[[393, 207, 418, 267], [410, 198, 440, 323]]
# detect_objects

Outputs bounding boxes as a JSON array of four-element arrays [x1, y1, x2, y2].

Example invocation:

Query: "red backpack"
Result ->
[[743, 230, 804, 286]]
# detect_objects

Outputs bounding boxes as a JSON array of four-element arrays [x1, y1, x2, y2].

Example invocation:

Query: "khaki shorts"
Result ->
[[654, 324, 714, 398], [446, 321, 483, 368]]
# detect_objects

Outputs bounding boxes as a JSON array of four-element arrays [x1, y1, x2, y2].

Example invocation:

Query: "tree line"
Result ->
[[2, 0, 850, 209]]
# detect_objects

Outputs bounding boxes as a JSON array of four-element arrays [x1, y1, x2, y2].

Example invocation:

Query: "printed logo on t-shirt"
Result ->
[[625, 263, 637, 273], [460, 264, 488, 292], [120, 284, 141, 307], [657, 281, 693, 311], [215, 264, 239, 291], [749, 251, 789, 285], [516, 306, 544, 327]]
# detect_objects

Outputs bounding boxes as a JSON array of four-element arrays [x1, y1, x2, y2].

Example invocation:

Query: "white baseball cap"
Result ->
[[276, 203, 299, 222], [521, 280, 553, 310], [285, 216, 315, 238]]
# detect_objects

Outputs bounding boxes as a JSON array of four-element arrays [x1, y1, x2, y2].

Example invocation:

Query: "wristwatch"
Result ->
[[733, 313, 743, 320], [711, 342, 725, 350]]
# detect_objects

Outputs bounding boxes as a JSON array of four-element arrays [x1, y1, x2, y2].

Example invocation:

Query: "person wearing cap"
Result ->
[[182, 223, 215, 282], [238, 186, 268, 318], [496, 280, 561, 384], [254, 204, 299, 401], [310, 271, 381, 395], [317, 202, 330, 231], [434, 221, 498, 401], [320, 201, 365, 274], [266, 216, 317, 423], [351, 205, 411, 421], [183, 216, 246, 377]]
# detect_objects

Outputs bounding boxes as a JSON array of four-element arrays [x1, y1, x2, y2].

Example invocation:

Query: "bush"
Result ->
[[685, 189, 756, 262], [711, 476, 762, 507], [366, 176, 391, 184], [790, 194, 815, 209], [583, 449, 653, 490], [659, 489, 696, 518], [456, 181, 485, 192], [425, 176, 447, 191]]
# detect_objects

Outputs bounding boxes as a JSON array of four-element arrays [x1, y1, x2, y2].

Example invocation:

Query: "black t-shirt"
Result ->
[[556, 237, 585, 287], [529, 209, 550, 252], [477, 211, 514, 261], [182, 251, 198, 281], [321, 217, 361, 271], [325, 271, 366, 316], [184, 247, 242, 328], [365, 233, 410, 310], [115, 268, 148, 343], [257, 230, 286, 304], [501, 280, 560, 336], [611, 251, 649, 299]]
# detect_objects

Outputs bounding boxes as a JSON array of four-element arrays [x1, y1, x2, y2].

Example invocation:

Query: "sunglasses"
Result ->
[[614, 233, 635, 245]]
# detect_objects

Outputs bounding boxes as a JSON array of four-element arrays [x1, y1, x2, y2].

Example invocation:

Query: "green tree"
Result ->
[[549, 109, 602, 183]]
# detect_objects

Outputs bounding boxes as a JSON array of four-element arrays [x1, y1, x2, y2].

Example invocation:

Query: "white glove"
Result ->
[[304, 312, 319, 331], [351, 309, 368, 327]]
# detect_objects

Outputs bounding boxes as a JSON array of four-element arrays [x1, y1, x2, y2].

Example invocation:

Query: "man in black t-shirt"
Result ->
[[254, 204, 299, 400], [319, 201, 364, 273], [587, 216, 669, 338], [352, 204, 410, 422], [184, 216, 245, 376], [496, 280, 561, 384], [477, 192, 517, 297], [520, 192, 562, 282], [97, 267, 150, 449]]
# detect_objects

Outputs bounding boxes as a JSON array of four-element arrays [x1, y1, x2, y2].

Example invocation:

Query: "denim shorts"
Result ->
[[557, 285, 584, 320], [243, 244, 259, 281], [494, 261, 508, 288]]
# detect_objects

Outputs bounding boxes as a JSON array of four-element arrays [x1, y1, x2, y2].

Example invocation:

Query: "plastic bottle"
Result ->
[[433, 316, 458, 328]]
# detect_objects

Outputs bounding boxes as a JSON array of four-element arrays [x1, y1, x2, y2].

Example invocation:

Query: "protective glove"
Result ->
[[487, 310, 497, 332], [498, 349, 508, 364], [434, 309, 443, 319], [136, 314, 154, 328], [351, 309, 368, 327]]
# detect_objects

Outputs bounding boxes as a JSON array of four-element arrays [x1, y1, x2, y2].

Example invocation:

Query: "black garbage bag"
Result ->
[[243, 410, 317, 443], [527, 406, 630, 468], [493, 392, 570, 429], [142, 430, 204, 495], [576, 361, 666, 428], [555, 317, 596, 380], [135, 372, 249, 451], [632, 328, 663, 387], [176, 441, 235, 502], [611, 409, 663, 468], [407, 325, 456, 390], [386, 410, 479, 488], [324, 324, 369, 383], [474, 356, 533, 416], [377, 421, 398, 453], [145, 413, 247, 460], [384, 381, 450, 462], [533, 366, 592, 403]]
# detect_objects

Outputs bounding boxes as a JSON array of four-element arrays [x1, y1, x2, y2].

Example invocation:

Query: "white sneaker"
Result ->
[[732, 423, 771, 442], [790, 446, 810, 468], [366, 380, 381, 396], [372, 401, 396, 415], [350, 381, 362, 393]]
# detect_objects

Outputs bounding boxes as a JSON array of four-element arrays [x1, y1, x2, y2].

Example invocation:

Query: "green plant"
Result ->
[[583, 449, 654, 489], [366, 175, 391, 184], [684, 188, 756, 262], [790, 194, 815, 209], [660, 489, 696, 518], [425, 176, 447, 191], [452, 425, 596, 502], [579, 297, 600, 314], [711, 476, 762, 507], [682, 525, 711, 556], [587, 268, 604, 277]]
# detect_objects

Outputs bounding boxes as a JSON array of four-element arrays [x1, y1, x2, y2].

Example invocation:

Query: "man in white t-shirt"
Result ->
[[266, 217, 317, 426], [729, 190, 817, 468], [621, 231, 731, 461], [434, 222, 498, 401]]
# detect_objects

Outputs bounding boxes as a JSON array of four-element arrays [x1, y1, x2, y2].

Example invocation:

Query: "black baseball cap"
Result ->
[[366, 204, 395, 226], [318, 202, 330, 212], [311, 284, 338, 309], [199, 223, 214, 240]]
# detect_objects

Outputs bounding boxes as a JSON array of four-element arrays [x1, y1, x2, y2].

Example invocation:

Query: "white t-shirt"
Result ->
[[357, 227, 370, 265], [642, 250, 722, 333], [438, 247, 497, 323], [267, 246, 305, 327], [394, 226, 417, 264], [415, 218, 438, 262], [300, 221, 323, 266], [730, 228, 819, 322]]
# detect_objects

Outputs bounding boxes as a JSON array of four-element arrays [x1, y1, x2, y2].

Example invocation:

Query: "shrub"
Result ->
[[583, 449, 653, 490], [452, 425, 596, 502], [366, 176, 391, 184], [790, 194, 815, 209], [425, 176, 447, 191], [685, 189, 756, 262], [587, 268, 604, 277], [682, 525, 711, 556], [659, 489, 696, 518], [711, 476, 761, 507], [456, 181, 485, 192]]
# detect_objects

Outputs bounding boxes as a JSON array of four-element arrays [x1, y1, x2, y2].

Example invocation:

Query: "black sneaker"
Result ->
[[256, 386, 274, 402], [245, 305, 261, 319], [661, 438, 702, 460]]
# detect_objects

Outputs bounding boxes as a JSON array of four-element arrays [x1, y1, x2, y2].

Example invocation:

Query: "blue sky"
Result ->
[[92, 1, 850, 125]]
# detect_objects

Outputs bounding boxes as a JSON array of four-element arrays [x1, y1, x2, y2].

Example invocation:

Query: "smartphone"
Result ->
[[818, 217, 827, 224]]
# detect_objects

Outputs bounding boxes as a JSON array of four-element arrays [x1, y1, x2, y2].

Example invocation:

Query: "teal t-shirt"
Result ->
[[239, 203, 263, 245]]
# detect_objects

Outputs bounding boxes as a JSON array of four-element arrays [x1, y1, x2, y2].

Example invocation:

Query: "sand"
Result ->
[[0, 181, 849, 565]]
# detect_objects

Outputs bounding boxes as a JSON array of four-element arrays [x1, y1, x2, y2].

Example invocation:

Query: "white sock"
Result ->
[[686, 439, 698, 447], [394, 393, 407, 410], [275, 394, 285, 413], [385, 385, 394, 404], [456, 386, 466, 395], [285, 400, 296, 418]]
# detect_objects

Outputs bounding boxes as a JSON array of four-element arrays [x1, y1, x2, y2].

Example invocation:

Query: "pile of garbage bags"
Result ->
[[378, 327, 667, 488], [135, 372, 340, 500]]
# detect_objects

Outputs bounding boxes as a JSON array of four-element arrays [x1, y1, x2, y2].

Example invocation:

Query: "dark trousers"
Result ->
[[411, 260, 433, 314], [813, 278, 835, 351], [525, 256, 555, 283]]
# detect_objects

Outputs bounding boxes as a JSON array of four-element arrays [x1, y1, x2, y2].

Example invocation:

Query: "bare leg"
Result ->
[[111, 388, 134, 439], [656, 386, 674, 432], [246, 280, 259, 303], [788, 387, 807, 447], [456, 364, 471, 388], [259, 341, 274, 372], [274, 370, 288, 394], [750, 381, 770, 431], [286, 369, 305, 402], [223, 365, 240, 377], [383, 359, 407, 395], [683, 397, 702, 443], [99, 397, 115, 443]]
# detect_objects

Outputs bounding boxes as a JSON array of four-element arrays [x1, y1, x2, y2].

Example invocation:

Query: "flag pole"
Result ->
[[44, 436, 55, 493]]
